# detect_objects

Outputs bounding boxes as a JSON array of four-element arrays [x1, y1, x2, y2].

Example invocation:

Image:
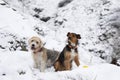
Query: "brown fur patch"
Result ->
[[64, 52, 71, 70], [74, 55, 80, 66], [54, 61, 65, 71]]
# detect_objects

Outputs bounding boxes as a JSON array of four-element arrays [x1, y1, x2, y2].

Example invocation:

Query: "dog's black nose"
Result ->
[[32, 44, 35, 47]]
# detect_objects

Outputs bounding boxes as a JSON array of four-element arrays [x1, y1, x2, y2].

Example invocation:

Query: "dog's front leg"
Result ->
[[64, 60, 71, 70], [74, 55, 80, 66], [54, 61, 60, 72], [33, 59, 39, 69], [40, 61, 46, 72], [64, 52, 71, 70], [34, 63, 38, 68]]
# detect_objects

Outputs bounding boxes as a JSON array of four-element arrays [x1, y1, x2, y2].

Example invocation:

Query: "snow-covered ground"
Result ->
[[0, 51, 120, 80], [0, 0, 120, 80]]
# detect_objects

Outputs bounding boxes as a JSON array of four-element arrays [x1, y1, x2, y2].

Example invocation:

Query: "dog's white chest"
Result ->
[[70, 49, 77, 60], [38, 52, 43, 61], [33, 52, 44, 64]]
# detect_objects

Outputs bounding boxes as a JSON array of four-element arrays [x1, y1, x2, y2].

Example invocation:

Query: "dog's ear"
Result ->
[[41, 41, 44, 47], [39, 39, 43, 47], [67, 32, 71, 37], [77, 34, 81, 39]]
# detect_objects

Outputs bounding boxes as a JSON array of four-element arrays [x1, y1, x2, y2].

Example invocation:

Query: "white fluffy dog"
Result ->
[[28, 36, 59, 72]]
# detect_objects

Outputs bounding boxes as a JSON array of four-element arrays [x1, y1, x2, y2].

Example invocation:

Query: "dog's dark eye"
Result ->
[[68, 37, 71, 40], [36, 41, 39, 44], [31, 40, 34, 42]]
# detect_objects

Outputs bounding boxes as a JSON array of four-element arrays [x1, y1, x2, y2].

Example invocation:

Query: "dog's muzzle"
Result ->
[[31, 44, 35, 50]]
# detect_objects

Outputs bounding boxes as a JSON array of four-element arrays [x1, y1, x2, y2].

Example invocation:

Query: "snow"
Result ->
[[0, 0, 120, 80], [0, 5, 37, 37], [0, 51, 119, 80], [0, 51, 34, 80]]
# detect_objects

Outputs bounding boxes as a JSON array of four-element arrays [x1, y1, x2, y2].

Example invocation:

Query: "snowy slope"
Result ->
[[0, 1, 105, 63], [0, 3, 37, 37], [0, 3, 38, 51], [2, 0, 120, 64], [0, 3, 62, 51], [0, 0, 120, 80]]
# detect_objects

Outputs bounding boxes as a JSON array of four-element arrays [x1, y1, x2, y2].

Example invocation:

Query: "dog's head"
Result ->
[[28, 36, 43, 52], [67, 32, 81, 47]]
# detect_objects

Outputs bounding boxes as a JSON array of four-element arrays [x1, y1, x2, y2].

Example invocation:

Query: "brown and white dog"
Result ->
[[54, 32, 81, 71], [28, 36, 59, 72]]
